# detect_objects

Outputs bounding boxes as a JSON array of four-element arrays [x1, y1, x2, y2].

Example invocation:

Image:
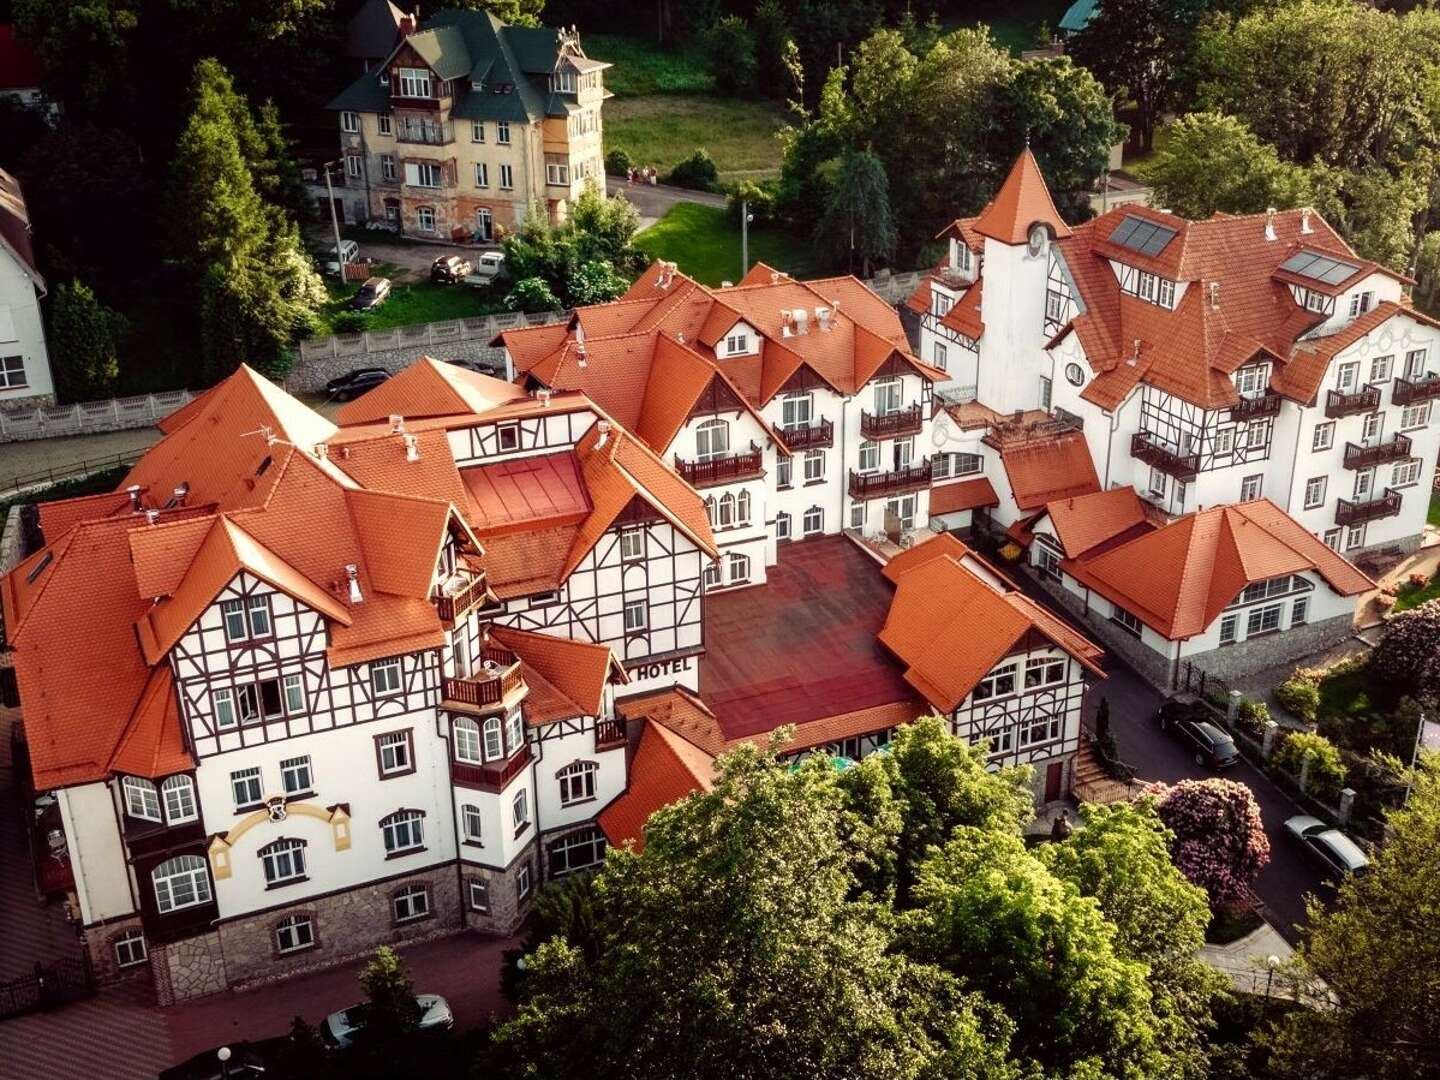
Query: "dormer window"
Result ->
[[551, 68, 576, 94], [957, 242, 972, 274], [724, 330, 751, 356], [1304, 289, 1327, 314], [1349, 290, 1374, 318], [1157, 279, 1175, 308], [1235, 363, 1271, 398], [397, 67, 432, 98]]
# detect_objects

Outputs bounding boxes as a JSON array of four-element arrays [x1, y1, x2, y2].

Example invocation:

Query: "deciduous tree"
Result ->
[[1143, 779, 1270, 907], [817, 148, 896, 275], [1146, 112, 1311, 219]]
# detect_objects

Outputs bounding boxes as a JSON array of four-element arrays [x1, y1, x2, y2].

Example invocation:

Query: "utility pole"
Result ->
[[741, 199, 752, 280], [323, 161, 345, 278]]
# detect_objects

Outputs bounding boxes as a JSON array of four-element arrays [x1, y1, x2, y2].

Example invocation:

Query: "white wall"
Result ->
[[0, 247, 53, 402], [59, 783, 135, 924]]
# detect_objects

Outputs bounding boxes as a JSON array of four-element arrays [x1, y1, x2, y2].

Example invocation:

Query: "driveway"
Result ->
[[1009, 573, 1334, 945], [609, 176, 725, 229]]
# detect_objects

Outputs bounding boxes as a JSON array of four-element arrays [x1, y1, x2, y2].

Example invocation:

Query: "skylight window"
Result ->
[[1108, 215, 1178, 257], [1278, 249, 1362, 286]]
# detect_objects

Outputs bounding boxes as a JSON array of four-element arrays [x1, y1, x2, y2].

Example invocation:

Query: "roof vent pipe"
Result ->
[[403, 433, 420, 462], [345, 564, 364, 604], [126, 485, 143, 513], [314, 442, 329, 461], [172, 483, 189, 506], [144, 509, 160, 525], [1264, 208, 1277, 241], [389, 414, 405, 434], [1209, 282, 1220, 310], [595, 420, 610, 450], [537, 387, 552, 407], [1301, 208, 1313, 234]]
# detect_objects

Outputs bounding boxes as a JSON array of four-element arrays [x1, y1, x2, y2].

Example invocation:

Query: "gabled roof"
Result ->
[[0, 167, 44, 293], [597, 718, 716, 851], [929, 477, 999, 515], [489, 624, 625, 723], [972, 148, 1072, 246], [335, 357, 529, 425], [998, 432, 1100, 511], [108, 667, 192, 779], [879, 535, 1104, 713], [1041, 486, 1150, 559], [1062, 498, 1374, 639]]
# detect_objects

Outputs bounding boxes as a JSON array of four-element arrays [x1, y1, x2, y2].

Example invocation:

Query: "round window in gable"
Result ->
[[1065, 362, 1085, 387], [1027, 223, 1049, 258]]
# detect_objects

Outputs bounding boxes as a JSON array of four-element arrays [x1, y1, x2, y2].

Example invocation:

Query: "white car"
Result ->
[[463, 251, 507, 286], [324, 239, 360, 276], [319, 993, 454, 1050]]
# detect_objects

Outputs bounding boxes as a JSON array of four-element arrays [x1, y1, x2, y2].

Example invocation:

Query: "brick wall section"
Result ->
[[85, 915, 149, 985], [462, 837, 537, 936]]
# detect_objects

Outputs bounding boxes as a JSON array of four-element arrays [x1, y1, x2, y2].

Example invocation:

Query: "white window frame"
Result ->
[[397, 67, 432, 98], [1337, 360, 1360, 392], [1401, 401, 1431, 431], [1219, 613, 1239, 645], [499, 163, 514, 190], [123, 777, 162, 822], [623, 600, 648, 632], [417, 206, 436, 233], [872, 378, 902, 417], [471, 121, 485, 142], [1112, 605, 1143, 637], [780, 392, 812, 429], [695, 418, 729, 461], [381, 154, 397, 182], [858, 440, 880, 473], [381, 811, 424, 855], [557, 761, 598, 807], [370, 658, 402, 696], [377, 731, 412, 775], [932, 341, 948, 370], [619, 528, 646, 561], [972, 662, 1017, 703], [260, 838, 307, 886], [280, 755, 313, 796], [1240, 474, 1263, 501], [462, 803, 484, 844], [803, 450, 825, 482], [775, 512, 791, 541], [393, 884, 429, 922], [152, 856, 212, 914], [341, 111, 359, 133], [474, 162, 489, 187], [497, 121, 511, 144], [283, 674, 304, 715], [469, 880, 490, 911], [231, 766, 263, 810], [276, 915, 315, 954], [1346, 524, 1367, 551], [1023, 656, 1067, 689], [1392, 458, 1422, 488], [1322, 527, 1343, 550], [1370, 354, 1393, 383], [803, 507, 823, 536], [518, 862, 532, 899], [1312, 422, 1335, 452], [776, 457, 792, 489], [1246, 603, 1283, 636], [1304, 476, 1327, 509], [728, 552, 750, 584], [454, 718, 482, 764], [114, 929, 147, 968], [512, 789, 530, 832], [160, 776, 197, 824], [482, 717, 503, 761], [1406, 349, 1429, 379]]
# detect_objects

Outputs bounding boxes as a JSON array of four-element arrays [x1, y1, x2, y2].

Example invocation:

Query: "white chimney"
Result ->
[[314, 442, 329, 461], [792, 308, 809, 336], [537, 388, 552, 408], [1126, 338, 1141, 367], [780, 310, 793, 338], [1301, 208, 1313, 234], [172, 483, 189, 506], [815, 306, 832, 331], [1209, 282, 1220, 310], [126, 484, 143, 513], [1264, 208, 1277, 241], [389, 414, 405, 434], [345, 564, 364, 604], [721, 280, 733, 287], [595, 420, 610, 450], [144, 509, 160, 525], [403, 433, 420, 462], [770, 271, 780, 284]]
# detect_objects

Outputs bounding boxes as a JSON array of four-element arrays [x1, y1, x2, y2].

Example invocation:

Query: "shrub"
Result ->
[[604, 148, 633, 177], [1094, 697, 1119, 763], [1275, 672, 1321, 722], [567, 259, 629, 306], [1235, 699, 1270, 737], [330, 310, 368, 334], [667, 148, 721, 193], [1143, 779, 1270, 907], [1371, 598, 1440, 697], [1274, 731, 1347, 800], [504, 276, 562, 313]]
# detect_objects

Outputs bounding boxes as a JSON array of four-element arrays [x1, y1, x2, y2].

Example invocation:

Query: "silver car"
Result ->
[[1283, 815, 1370, 878], [319, 993, 454, 1050]]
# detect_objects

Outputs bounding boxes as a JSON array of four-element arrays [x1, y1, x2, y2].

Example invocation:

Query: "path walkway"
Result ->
[[611, 177, 726, 229], [1199, 921, 1305, 1001]]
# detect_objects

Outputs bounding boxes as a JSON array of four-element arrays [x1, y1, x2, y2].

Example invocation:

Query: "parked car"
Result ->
[[1156, 700, 1239, 768], [324, 239, 360, 276], [463, 251, 507, 287], [320, 994, 454, 1050], [430, 254, 474, 284], [159, 1041, 270, 1080], [446, 357, 505, 378], [1284, 815, 1370, 878], [350, 276, 392, 311], [324, 367, 390, 401]]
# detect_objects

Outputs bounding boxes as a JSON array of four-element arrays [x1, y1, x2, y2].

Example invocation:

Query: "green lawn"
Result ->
[[605, 94, 789, 182], [944, 0, 1074, 54], [635, 202, 818, 286], [313, 263, 505, 336], [1428, 491, 1440, 527], [583, 33, 714, 96]]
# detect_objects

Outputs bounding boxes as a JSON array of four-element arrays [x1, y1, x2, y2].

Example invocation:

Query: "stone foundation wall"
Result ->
[[152, 931, 227, 1005], [84, 915, 149, 986], [462, 839, 537, 936], [1187, 611, 1355, 682]]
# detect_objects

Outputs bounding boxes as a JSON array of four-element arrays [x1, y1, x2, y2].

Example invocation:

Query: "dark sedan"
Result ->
[[324, 367, 390, 401], [350, 276, 392, 311], [1156, 700, 1240, 768]]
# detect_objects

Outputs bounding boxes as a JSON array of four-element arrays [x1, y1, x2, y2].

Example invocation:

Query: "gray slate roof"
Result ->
[[343, 0, 405, 61]]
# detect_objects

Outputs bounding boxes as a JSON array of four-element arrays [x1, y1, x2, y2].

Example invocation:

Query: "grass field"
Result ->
[[635, 202, 818, 286], [313, 263, 505, 336], [584, 33, 713, 96], [605, 95, 790, 182]]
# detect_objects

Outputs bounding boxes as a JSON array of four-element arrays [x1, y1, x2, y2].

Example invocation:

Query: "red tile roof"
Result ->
[[973, 149, 1072, 246], [108, 667, 192, 779], [335, 357, 529, 425], [1041, 487, 1150, 559], [1063, 498, 1374, 639], [998, 432, 1100, 510], [940, 279, 985, 339], [597, 719, 715, 851], [929, 477, 999, 515], [489, 624, 625, 723], [461, 452, 591, 535]]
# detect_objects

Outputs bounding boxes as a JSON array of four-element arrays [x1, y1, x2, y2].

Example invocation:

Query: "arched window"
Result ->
[[461, 804, 483, 843], [482, 717, 503, 760], [557, 760, 599, 807], [695, 419, 729, 462], [737, 489, 751, 525], [275, 914, 315, 954], [704, 495, 717, 527], [160, 776, 197, 824], [258, 837, 308, 886], [380, 809, 425, 854], [718, 492, 735, 527], [122, 777, 161, 822], [454, 718, 482, 764], [152, 855, 211, 914], [703, 561, 722, 589]]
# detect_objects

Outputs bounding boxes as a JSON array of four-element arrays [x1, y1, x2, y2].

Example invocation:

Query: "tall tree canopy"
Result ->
[[1146, 112, 1312, 219]]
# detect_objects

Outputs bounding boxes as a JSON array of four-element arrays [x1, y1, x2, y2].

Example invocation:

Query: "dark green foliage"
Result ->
[[444, 0, 545, 25], [1095, 697, 1119, 763], [354, 945, 423, 1055], [816, 148, 896, 275], [752, 0, 797, 99], [706, 16, 758, 96], [0, 99, 49, 172], [665, 148, 722, 192], [500, 182, 642, 305], [47, 280, 126, 402], [604, 148, 633, 176], [505, 277, 563, 313], [330, 310, 369, 335], [727, 179, 778, 226]]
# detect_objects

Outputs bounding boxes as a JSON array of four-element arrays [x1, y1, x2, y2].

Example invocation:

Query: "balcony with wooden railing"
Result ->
[[1343, 433, 1412, 470], [779, 418, 833, 450], [434, 571, 489, 625], [1393, 373, 1440, 407], [1325, 385, 1381, 419], [1336, 488, 1403, 527], [1230, 392, 1282, 421], [441, 647, 525, 713], [1130, 431, 1200, 481], [451, 745, 532, 792], [675, 442, 764, 488], [860, 404, 924, 440], [595, 718, 626, 752], [849, 458, 933, 500]]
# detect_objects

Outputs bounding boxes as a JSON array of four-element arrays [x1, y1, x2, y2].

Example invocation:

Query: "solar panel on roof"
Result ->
[[1279, 249, 1360, 286], [1108, 214, 1177, 257]]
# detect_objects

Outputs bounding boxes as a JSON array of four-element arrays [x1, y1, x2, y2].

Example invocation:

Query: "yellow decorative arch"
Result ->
[[208, 802, 352, 879]]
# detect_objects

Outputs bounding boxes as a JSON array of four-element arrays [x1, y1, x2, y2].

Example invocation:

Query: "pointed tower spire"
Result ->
[[972, 147, 1071, 246]]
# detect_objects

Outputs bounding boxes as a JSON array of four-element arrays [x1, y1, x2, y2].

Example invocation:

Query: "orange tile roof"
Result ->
[[328, 427, 470, 508], [37, 490, 137, 540], [935, 216, 987, 251], [462, 451, 591, 534], [973, 148, 1072, 245], [346, 488, 453, 598], [335, 357, 530, 426], [128, 515, 216, 598], [940, 279, 984, 339], [879, 535, 1103, 712], [489, 624, 625, 722], [108, 666, 193, 779], [928, 477, 999, 515], [905, 276, 932, 314], [597, 719, 716, 851], [1276, 301, 1440, 403], [999, 432, 1100, 511], [1041, 487, 1149, 559], [1063, 498, 1374, 639], [478, 525, 576, 598], [881, 531, 973, 583]]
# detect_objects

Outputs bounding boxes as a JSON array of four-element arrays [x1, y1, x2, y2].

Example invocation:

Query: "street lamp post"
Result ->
[[740, 200, 752, 280], [217, 1045, 231, 1080], [1264, 954, 1281, 1001], [322, 161, 346, 279]]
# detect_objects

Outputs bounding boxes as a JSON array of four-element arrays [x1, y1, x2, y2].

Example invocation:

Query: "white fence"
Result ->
[[0, 390, 196, 444]]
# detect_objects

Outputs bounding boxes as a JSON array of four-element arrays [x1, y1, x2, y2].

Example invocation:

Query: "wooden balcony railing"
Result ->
[[1230, 392, 1282, 421], [1343, 433, 1412, 470], [1130, 432, 1199, 481], [1325, 385, 1381, 419], [780, 418, 833, 449], [1393, 373, 1440, 407], [434, 572, 488, 624], [675, 442, 764, 488], [595, 719, 626, 751], [848, 458, 933, 500], [442, 648, 524, 711], [1336, 488, 1403, 527], [451, 745, 532, 792], [860, 404, 924, 440]]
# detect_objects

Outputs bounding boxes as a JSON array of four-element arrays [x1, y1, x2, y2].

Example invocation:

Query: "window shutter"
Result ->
[[404, 162, 421, 186]]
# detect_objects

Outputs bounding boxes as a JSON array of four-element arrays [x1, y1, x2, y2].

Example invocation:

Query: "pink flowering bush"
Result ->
[[1142, 779, 1270, 907], [1372, 598, 1440, 698]]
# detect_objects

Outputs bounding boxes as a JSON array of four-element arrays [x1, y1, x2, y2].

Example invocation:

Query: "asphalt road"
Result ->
[[1012, 574, 1336, 945]]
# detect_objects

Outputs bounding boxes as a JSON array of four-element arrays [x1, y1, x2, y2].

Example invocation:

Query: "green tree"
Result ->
[[706, 16, 758, 96], [817, 148, 896, 275], [505, 277, 563, 313], [1267, 755, 1440, 1079], [567, 180, 642, 272], [47, 280, 126, 402], [569, 260, 629, 305], [445, 0, 545, 25], [1310, 159, 1432, 273], [12, 0, 140, 117], [500, 182, 641, 306], [1068, 0, 1210, 151], [1145, 111, 1311, 218], [495, 741, 1022, 1080], [753, 0, 797, 100], [1145, 779, 1270, 907], [355, 945, 422, 1053], [1042, 801, 1223, 1080]]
